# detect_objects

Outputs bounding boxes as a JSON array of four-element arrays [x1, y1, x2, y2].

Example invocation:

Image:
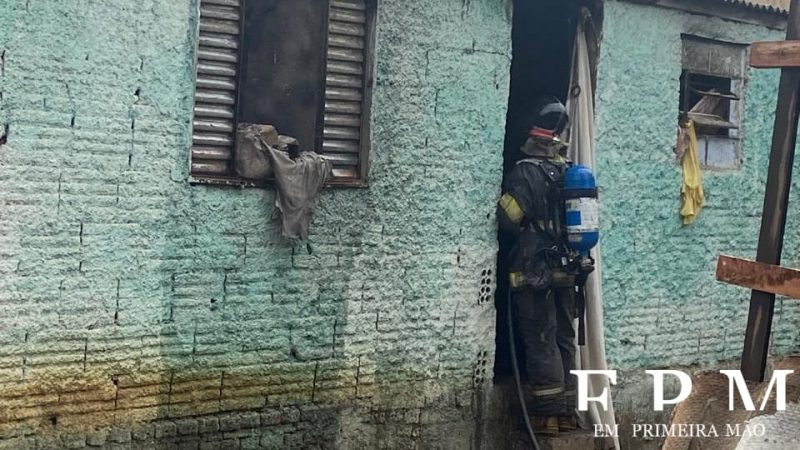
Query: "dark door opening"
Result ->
[[494, 0, 600, 380]]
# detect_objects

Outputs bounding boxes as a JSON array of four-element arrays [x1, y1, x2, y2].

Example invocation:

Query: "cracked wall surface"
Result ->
[[0, 0, 512, 448]]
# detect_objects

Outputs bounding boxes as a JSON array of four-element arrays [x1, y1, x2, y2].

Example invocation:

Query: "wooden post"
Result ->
[[741, 0, 800, 382]]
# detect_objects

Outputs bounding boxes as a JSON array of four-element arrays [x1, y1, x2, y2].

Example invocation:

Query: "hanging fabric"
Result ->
[[566, 8, 620, 450], [680, 121, 705, 225]]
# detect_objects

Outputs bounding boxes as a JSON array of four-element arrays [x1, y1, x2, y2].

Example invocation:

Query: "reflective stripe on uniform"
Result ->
[[499, 193, 525, 224], [551, 270, 576, 287], [511, 270, 573, 288], [509, 272, 526, 289], [531, 385, 565, 397]]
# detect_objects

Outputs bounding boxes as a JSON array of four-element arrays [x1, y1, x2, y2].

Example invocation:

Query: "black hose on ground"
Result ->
[[507, 288, 542, 450]]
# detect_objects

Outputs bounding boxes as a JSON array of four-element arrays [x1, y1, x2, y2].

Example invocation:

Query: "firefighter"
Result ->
[[498, 96, 588, 436]]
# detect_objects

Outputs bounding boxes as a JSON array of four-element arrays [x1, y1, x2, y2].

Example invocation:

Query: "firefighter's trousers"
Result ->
[[513, 283, 577, 417]]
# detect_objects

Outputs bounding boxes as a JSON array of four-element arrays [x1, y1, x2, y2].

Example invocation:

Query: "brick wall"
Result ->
[[0, 0, 512, 448], [597, 1, 800, 369]]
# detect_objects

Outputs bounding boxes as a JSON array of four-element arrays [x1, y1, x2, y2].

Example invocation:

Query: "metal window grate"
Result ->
[[323, 0, 369, 180], [191, 0, 242, 177]]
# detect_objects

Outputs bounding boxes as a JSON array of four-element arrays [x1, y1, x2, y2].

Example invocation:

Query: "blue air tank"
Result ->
[[564, 164, 599, 253]]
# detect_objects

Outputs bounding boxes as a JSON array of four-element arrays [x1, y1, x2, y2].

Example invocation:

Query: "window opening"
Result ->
[[190, 0, 376, 186], [679, 36, 747, 170]]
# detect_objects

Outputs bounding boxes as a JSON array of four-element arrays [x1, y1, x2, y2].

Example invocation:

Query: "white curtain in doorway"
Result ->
[[567, 9, 620, 450]]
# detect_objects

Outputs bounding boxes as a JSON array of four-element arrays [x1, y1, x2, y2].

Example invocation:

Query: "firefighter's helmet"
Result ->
[[520, 96, 570, 156]]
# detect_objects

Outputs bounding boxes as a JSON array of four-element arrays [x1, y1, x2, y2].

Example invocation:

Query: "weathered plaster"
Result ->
[[596, 0, 800, 369], [0, 0, 511, 447]]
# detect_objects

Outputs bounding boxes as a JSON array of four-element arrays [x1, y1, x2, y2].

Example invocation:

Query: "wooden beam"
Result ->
[[717, 255, 800, 299], [742, 0, 800, 383], [751, 41, 800, 68]]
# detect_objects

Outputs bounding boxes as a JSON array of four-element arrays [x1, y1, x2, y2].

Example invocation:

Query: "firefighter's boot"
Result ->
[[558, 416, 577, 432], [530, 416, 559, 437]]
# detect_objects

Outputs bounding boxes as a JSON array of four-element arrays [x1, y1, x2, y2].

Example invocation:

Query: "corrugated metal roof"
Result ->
[[723, 0, 790, 13]]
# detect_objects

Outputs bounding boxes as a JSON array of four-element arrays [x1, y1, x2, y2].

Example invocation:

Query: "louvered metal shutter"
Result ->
[[323, 0, 370, 180], [191, 0, 242, 177]]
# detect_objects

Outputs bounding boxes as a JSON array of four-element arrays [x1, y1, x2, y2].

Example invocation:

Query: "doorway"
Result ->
[[494, 0, 601, 379]]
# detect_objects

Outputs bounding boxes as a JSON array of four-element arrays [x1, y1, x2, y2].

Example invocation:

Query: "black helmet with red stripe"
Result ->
[[518, 96, 569, 157], [526, 96, 569, 142]]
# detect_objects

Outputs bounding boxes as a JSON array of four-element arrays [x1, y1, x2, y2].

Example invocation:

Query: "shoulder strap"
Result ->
[[516, 158, 568, 242], [516, 157, 543, 167], [518, 158, 559, 184]]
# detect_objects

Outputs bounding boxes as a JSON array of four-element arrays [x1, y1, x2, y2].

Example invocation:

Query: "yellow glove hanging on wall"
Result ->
[[680, 121, 705, 225]]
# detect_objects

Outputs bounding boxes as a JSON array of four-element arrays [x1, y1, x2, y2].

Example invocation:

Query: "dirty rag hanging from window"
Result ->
[[566, 8, 620, 450], [234, 124, 333, 240]]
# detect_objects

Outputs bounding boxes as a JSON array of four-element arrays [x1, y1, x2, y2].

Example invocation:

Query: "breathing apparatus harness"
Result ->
[[510, 157, 592, 292]]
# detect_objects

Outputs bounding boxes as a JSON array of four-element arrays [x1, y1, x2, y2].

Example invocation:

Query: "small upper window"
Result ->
[[679, 35, 747, 170]]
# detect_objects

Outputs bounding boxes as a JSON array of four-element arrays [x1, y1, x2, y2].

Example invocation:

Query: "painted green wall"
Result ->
[[597, 0, 800, 369], [5, 0, 799, 445], [0, 0, 511, 447]]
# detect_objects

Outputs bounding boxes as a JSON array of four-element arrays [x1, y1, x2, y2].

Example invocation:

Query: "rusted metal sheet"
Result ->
[[751, 41, 800, 68], [717, 255, 800, 299], [724, 0, 790, 13], [741, 0, 800, 382]]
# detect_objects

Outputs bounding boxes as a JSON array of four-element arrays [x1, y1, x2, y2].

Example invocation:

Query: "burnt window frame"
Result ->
[[188, 0, 377, 188], [679, 35, 748, 171]]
